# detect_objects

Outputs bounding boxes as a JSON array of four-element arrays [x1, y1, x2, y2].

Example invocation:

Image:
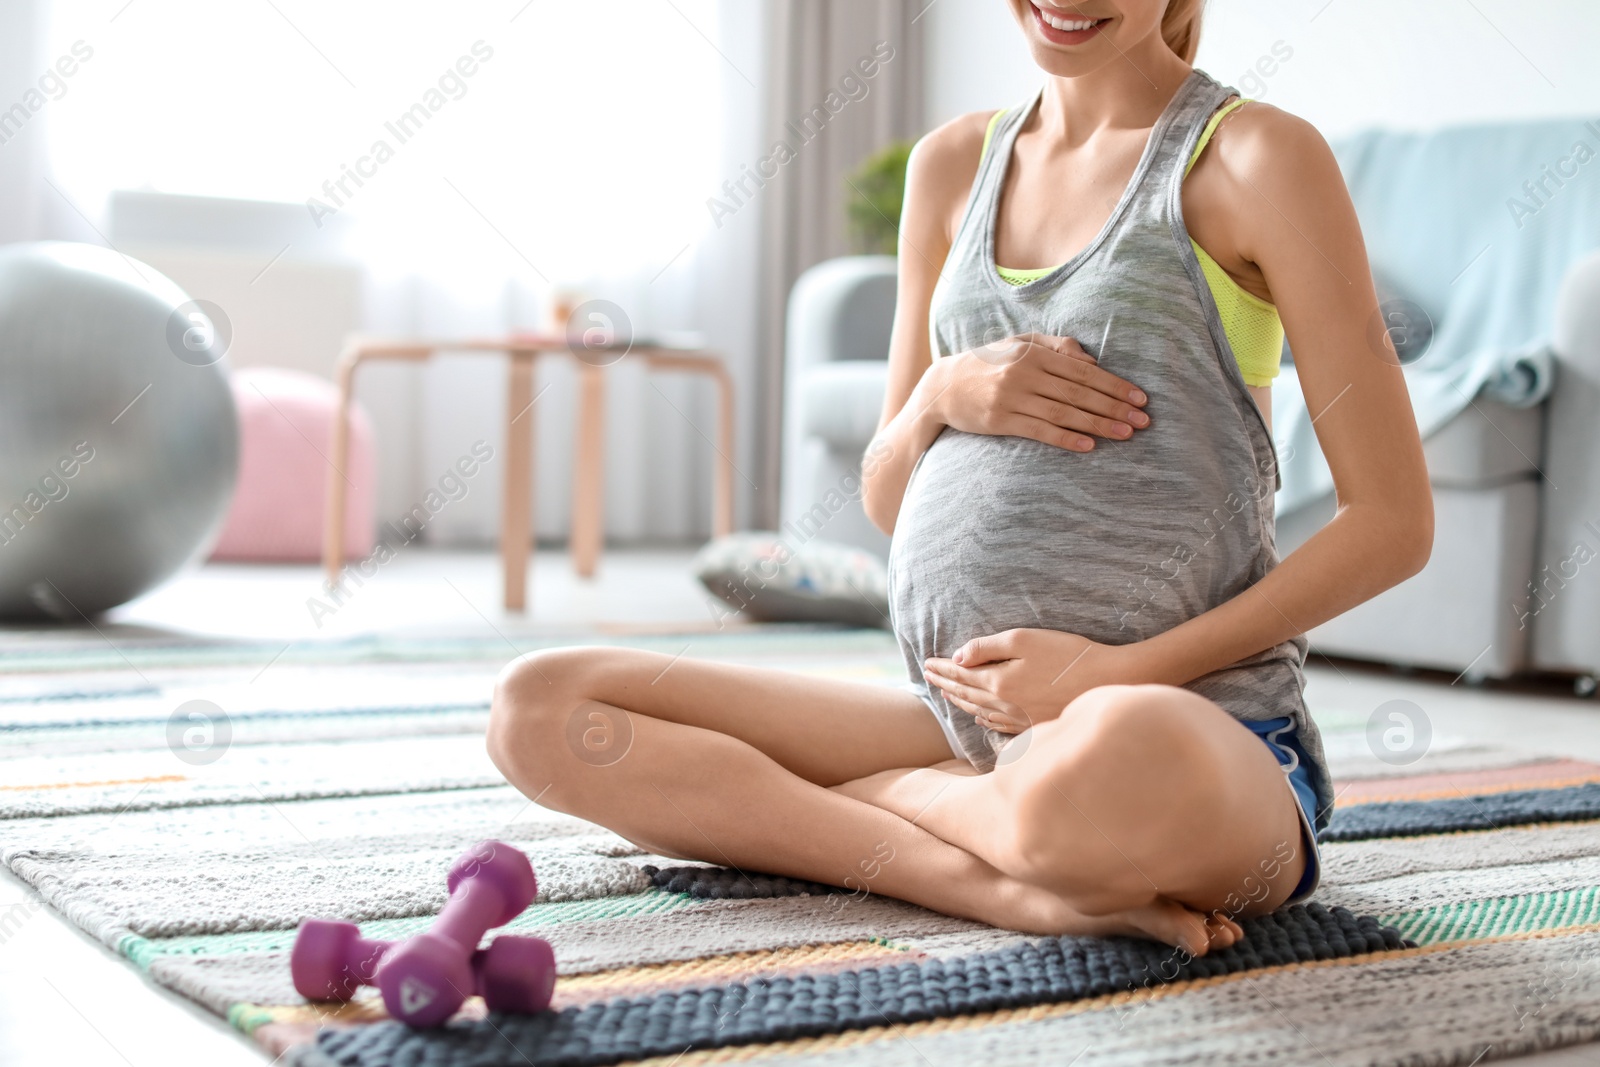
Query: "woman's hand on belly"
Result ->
[[922, 628, 1146, 733], [932, 333, 1151, 452]]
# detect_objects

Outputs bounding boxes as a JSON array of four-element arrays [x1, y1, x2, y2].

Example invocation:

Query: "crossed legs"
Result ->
[[486, 647, 1307, 954]]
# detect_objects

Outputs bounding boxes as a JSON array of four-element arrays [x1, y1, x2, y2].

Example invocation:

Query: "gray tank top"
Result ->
[[887, 70, 1333, 831]]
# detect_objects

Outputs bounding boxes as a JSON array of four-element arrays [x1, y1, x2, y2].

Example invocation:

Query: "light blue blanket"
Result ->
[[1272, 116, 1600, 516]]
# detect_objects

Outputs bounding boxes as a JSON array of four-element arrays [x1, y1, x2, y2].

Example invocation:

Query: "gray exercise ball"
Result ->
[[0, 241, 239, 620]]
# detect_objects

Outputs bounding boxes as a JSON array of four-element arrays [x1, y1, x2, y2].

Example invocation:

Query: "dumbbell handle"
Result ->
[[433, 877, 509, 950], [367, 940, 499, 996], [343, 935, 388, 988]]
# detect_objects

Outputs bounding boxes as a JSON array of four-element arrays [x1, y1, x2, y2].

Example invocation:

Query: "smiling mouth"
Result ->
[[1030, 3, 1109, 39]]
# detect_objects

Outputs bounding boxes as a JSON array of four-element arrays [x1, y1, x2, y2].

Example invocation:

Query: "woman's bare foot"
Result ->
[[1118, 899, 1243, 956], [996, 878, 1244, 956]]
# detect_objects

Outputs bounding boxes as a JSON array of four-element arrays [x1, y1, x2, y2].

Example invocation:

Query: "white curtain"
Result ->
[[31, 0, 769, 544], [753, 1, 926, 525], [0, 0, 51, 246]]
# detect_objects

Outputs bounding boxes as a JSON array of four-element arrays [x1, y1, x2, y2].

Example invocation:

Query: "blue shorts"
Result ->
[[1243, 716, 1322, 905]]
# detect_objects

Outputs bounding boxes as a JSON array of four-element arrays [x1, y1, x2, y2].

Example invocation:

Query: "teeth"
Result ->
[[1037, 7, 1101, 31]]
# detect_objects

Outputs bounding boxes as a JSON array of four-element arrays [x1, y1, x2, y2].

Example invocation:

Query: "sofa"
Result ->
[[781, 255, 897, 562], [780, 117, 1600, 690]]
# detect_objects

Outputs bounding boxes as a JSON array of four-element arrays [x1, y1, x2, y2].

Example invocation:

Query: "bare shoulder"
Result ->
[[1197, 101, 1356, 266], [904, 110, 1003, 244], [911, 109, 998, 173], [1207, 101, 1344, 199]]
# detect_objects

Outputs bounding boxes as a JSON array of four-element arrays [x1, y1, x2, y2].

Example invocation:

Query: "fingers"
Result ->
[[1027, 364, 1150, 425], [995, 414, 1096, 452], [946, 691, 1025, 733], [952, 631, 1015, 666], [943, 690, 987, 717], [1029, 335, 1148, 408], [924, 666, 1028, 733], [924, 656, 966, 678], [1003, 335, 1149, 442], [923, 663, 1003, 712], [1016, 389, 1143, 441], [972, 334, 1148, 449]]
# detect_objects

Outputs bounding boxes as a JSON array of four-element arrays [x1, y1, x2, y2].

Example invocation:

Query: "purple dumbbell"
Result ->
[[374, 840, 542, 1026], [291, 919, 388, 1001], [472, 935, 557, 1016], [290, 919, 556, 1014]]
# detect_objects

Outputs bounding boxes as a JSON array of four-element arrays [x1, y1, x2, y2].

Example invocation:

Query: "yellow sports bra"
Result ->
[[985, 98, 1283, 387]]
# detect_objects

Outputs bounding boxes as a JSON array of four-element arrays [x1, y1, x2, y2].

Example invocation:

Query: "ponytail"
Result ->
[[1161, 0, 1204, 63]]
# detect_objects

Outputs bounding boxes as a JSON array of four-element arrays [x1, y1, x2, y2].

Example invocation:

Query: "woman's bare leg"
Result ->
[[487, 648, 1238, 950], [834, 683, 1310, 921]]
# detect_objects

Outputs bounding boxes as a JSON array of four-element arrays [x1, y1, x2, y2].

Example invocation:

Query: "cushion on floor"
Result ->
[[692, 532, 889, 628], [210, 366, 375, 563]]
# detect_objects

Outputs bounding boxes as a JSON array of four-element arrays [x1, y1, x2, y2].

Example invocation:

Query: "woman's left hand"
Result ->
[[923, 629, 1147, 734]]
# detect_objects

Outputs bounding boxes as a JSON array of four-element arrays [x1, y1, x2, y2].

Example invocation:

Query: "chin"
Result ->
[[1008, 0, 1131, 77]]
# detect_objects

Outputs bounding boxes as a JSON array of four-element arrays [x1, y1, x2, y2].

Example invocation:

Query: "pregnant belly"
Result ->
[[888, 429, 1263, 652]]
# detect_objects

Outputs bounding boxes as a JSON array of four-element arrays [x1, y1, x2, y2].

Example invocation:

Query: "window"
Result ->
[[46, 0, 724, 281]]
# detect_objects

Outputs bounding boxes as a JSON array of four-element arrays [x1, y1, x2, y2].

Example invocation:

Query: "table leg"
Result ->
[[712, 366, 734, 537], [640, 353, 736, 539], [323, 351, 358, 587], [570, 363, 606, 578], [502, 354, 536, 612]]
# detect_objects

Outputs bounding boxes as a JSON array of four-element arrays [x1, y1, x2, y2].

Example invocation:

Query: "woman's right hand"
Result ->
[[920, 333, 1150, 452]]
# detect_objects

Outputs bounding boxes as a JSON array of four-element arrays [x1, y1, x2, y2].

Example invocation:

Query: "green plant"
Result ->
[[845, 140, 914, 256]]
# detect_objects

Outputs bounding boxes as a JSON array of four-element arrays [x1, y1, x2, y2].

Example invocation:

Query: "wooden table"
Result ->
[[322, 335, 735, 612]]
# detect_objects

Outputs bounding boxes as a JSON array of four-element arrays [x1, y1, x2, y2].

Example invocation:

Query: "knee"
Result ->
[[1005, 686, 1229, 895], [1064, 684, 1220, 768], [1014, 685, 1213, 786], [1068, 683, 1197, 721], [486, 646, 605, 787], [1104, 687, 1238, 808]]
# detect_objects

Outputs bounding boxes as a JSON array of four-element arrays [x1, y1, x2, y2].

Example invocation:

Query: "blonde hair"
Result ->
[[1161, 0, 1204, 63]]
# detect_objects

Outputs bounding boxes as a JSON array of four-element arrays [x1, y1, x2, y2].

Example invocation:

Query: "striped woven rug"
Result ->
[[4, 625, 1600, 1066]]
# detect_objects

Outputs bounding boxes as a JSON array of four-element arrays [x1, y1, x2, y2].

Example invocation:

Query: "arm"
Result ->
[[925, 106, 1432, 727], [1130, 105, 1432, 685], [861, 113, 1152, 535], [858, 117, 961, 536]]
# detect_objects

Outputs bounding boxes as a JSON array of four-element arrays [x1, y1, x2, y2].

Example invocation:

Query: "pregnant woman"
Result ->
[[487, 0, 1431, 954]]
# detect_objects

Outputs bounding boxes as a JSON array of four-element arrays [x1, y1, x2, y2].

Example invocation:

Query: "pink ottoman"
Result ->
[[211, 367, 376, 563]]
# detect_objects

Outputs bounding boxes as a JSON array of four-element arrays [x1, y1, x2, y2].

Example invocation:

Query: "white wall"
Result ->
[[923, 0, 1600, 137], [923, 3, 1038, 127]]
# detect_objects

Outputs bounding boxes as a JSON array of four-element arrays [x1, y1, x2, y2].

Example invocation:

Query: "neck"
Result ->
[[1033, 39, 1193, 146]]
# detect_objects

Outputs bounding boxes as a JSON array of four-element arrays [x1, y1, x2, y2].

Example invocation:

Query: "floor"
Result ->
[[3, 547, 1599, 1067]]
